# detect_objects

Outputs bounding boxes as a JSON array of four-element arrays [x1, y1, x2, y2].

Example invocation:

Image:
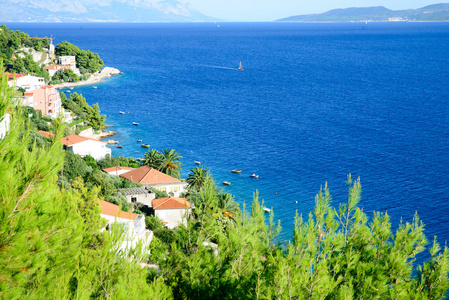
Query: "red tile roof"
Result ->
[[40, 85, 54, 89], [43, 65, 69, 70], [99, 200, 139, 220], [102, 166, 135, 173], [37, 130, 55, 138], [153, 196, 191, 210], [62, 134, 106, 146], [119, 165, 181, 185], [4, 72, 28, 79]]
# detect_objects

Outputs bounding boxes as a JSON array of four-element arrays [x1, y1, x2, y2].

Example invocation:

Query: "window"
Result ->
[[131, 197, 137, 203]]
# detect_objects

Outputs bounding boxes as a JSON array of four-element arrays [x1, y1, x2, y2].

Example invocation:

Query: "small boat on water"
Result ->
[[106, 140, 119, 144], [137, 139, 142, 142], [119, 111, 125, 114], [238, 61, 244, 71], [231, 170, 241, 174], [93, 86, 97, 89], [250, 173, 259, 178], [223, 181, 231, 186], [141, 144, 150, 148], [117, 145, 123, 148], [133, 122, 139, 126], [263, 207, 271, 213], [195, 161, 201, 165]]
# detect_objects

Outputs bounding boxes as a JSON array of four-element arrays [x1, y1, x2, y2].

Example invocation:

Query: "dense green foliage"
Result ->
[[55, 41, 104, 74], [0, 24, 50, 81], [60, 92, 106, 131], [2, 65, 449, 299], [50, 68, 81, 84], [0, 67, 169, 299]]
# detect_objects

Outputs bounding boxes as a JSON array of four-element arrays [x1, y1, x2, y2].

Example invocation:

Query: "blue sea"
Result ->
[[7, 22, 449, 245]]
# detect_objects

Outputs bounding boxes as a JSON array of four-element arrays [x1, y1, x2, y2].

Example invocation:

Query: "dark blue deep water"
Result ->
[[7, 22, 449, 245]]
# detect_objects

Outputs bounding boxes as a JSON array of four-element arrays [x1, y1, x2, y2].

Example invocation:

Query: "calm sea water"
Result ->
[[7, 22, 449, 244]]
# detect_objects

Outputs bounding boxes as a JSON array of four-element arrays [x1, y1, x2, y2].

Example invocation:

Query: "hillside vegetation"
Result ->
[[277, 3, 449, 22]]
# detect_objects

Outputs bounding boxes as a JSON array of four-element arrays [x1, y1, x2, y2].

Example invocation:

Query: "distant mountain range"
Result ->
[[0, 0, 219, 22], [277, 3, 449, 22]]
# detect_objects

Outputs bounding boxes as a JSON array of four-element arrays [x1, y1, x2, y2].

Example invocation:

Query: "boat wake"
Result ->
[[198, 65, 237, 71]]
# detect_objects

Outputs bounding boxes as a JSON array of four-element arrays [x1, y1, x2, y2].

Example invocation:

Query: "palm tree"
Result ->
[[142, 149, 163, 169], [159, 149, 183, 178], [186, 166, 209, 192], [217, 193, 239, 215]]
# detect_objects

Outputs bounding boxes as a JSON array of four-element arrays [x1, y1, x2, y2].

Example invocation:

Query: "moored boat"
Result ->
[[133, 122, 139, 125], [250, 173, 259, 178], [231, 170, 241, 174], [119, 111, 125, 114], [106, 140, 119, 144], [137, 139, 142, 142], [195, 161, 201, 165], [93, 86, 97, 89], [263, 207, 271, 213], [223, 181, 231, 186], [141, 144, 150, 148], [117, 145, 123, 148]]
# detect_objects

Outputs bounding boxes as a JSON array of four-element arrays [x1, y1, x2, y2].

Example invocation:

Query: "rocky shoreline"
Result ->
[[54, 67, 122, 89]]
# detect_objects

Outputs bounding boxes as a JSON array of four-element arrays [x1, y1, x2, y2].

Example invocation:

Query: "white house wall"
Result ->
[[155, 208, 189, 229], [148, 182, 187, 197], [0, 114, 10, 140], [69, 140, 111, 160]]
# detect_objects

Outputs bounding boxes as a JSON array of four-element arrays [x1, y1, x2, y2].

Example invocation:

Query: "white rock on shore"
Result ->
[[54, 66, 122, 89], [101, 67, 121, 76]]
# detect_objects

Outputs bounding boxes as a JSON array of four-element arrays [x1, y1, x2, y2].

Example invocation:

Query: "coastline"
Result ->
[[54, 66, 122, 89], [56, 67, 122, 141]]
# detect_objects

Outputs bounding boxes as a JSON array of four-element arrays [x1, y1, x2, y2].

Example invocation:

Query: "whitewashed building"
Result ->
[[6, 73, 45, 91], [58, 56, 81, 75], [61, 134, 111, 160], [153, 196, 191, 229], [102, 166, 135, 177], [99, 200, 152, 254]]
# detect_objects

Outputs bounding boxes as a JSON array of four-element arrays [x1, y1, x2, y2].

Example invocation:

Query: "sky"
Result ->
[[183, 0, 444, 21]]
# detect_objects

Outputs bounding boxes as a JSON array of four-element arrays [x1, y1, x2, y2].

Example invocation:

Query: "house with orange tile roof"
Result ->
[[99, 200, 152, 253], [61, 134, 111, 160], [5, 72, 45, 91], [119, 165, 188, 197], [43, 65, 71, 77], [152, 196, 191, 229], [102, 166, 135, 177]]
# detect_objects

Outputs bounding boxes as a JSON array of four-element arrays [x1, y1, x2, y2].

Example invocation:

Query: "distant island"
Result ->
[[276, 3, 449, 22], [0, 0, 219, 23]]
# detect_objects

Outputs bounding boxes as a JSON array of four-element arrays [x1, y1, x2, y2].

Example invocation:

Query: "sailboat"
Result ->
[[238, 61, 244, 71]]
